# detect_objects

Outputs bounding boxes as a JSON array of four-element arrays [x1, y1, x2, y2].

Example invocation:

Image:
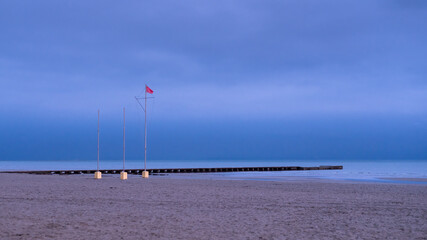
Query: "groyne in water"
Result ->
[[1, 165, 343, 175]]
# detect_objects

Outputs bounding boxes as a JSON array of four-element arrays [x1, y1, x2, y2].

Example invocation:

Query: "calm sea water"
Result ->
[[1, 159, 426, 182]]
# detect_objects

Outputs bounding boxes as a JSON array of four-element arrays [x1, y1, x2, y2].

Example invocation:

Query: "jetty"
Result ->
[[1, 165, 342, 175]]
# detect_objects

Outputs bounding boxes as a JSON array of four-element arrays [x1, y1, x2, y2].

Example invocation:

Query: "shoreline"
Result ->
[[381, 177, 427, 182], [2, 172, 427, 185]]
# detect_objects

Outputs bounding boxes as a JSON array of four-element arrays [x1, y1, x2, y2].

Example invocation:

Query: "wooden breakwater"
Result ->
[[0, 165, 343, 175]]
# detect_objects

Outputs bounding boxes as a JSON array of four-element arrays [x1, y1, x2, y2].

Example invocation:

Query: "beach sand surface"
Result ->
[[0, 174, 426, 240]]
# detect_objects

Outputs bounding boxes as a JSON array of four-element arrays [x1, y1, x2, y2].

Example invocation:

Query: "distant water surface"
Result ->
[[1, 159, 426, 182]]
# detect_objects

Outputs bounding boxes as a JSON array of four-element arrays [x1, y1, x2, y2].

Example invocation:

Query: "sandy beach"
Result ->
[[0, 174, 426, 240]]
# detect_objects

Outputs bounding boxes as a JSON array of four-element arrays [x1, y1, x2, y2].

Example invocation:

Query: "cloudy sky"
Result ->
[[1, 0, 426, 161]]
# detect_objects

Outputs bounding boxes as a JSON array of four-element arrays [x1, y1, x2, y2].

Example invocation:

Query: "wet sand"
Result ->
[[0, 174, 426, 239]]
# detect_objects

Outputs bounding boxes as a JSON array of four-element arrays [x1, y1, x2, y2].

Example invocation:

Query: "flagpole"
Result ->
[[136, 85, 152, 179], [94, 109, 102, 179], [120, 107, 128, 180], [144, 88, 147, 172], [123, 107, 126, 172], [97, 109, 100, 172]]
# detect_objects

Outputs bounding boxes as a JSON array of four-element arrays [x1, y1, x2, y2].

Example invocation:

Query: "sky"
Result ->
[[0, 0, 426, 161]]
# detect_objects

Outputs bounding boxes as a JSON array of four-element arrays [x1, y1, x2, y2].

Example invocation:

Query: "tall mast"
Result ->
[[123, 107, 126, 172], [97, 109, 100, 172], [135, 85, 153, 178], [144, 90, 147, 171]]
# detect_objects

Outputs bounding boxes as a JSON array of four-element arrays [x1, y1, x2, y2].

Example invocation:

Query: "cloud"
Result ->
[[0, 0, 426, 120], [1, 1, 427, 160]]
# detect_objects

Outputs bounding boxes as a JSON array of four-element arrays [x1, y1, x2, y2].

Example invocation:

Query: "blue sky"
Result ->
[[1, 0, 426, 160]]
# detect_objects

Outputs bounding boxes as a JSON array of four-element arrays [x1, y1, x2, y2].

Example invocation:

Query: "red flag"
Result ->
[[146, 85, 154, 94]]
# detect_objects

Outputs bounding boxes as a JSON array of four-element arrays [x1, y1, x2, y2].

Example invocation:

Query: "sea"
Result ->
[[1, 159, 426, 184]]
